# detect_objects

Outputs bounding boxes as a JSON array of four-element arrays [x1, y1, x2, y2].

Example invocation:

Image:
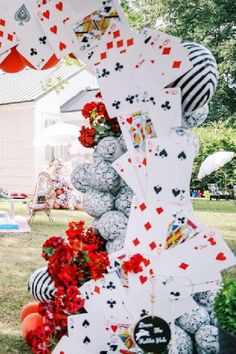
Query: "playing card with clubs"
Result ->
[[123, 195, 170, 257], [37, 0, 79, 58], [68, 312, 110, 352], [6, 0, 55, 69], [165, 211, 201, 249], [80, 272, 130, 319], [73, 0, 127, 65], [0, 1, 19, 56], [132, 28, 193, 87], [112, 152, 144, 197]]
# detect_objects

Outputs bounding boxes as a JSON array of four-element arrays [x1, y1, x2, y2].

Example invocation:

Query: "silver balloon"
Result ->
[[96, 137, 124, 162], [71, 163, 93, 192], [195, 325, 219, 354], [83, 189, 114, 218], [183, 105, 209, 128], [98, 211, 128, 241], [176, 306, 210, 334]]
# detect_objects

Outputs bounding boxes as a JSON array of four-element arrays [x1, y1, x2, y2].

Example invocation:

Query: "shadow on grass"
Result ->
[[0, 334, 31, 354]]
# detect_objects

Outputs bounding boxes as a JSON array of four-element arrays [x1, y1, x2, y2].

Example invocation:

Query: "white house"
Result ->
[[0, 65, 98, 194]]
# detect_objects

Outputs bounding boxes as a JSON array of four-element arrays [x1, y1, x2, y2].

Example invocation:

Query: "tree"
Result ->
[[121, 0, 236, 123]]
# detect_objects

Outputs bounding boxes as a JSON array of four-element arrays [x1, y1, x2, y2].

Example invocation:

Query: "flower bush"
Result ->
[[26, 221, 109, 353]]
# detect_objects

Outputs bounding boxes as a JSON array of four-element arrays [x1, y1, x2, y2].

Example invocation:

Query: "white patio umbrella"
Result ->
[[35, 123, 80, 147], [198, 151, 235, 180]]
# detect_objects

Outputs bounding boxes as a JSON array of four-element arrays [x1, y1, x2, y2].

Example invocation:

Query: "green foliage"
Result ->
[[123, 0, 236, 122], [191, 120, 236, 191], [214, 277, 236, 335]]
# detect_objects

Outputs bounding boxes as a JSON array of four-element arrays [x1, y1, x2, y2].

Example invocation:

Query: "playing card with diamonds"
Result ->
[[151, 232, 231, 291], [37, 0, 79, 58], [132, 28, 193, 87], [73, 0, 127, 65], [68, 312, 110, 353], [0, 1, 19, 56], [6, 0, 55, 69], [124, 195, 170, 257]]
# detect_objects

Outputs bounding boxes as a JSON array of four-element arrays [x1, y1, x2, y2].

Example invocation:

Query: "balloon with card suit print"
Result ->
[[195, 325, 219, 354], [98, 210, 128, 241], [167, 325, 193, 354], [169, 42, 218, 113], [0, 46, 26, 73], [83, 189, 114, 218], [20, 302, 40, 323], [176, 306, 210, 334], [21, 313, 44, 338], [118, 135, 127, 152]]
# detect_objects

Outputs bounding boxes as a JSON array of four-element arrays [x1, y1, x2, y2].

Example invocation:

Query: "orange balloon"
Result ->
[[19, 52, 60, 70], [0, 46, 26, 73], [22, 313, 44, 338], [20, 302, 40, 323]]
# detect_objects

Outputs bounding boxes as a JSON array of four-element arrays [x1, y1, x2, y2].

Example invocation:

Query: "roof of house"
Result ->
[[0, 64, 82, 106], [60, 88, 99, 113]]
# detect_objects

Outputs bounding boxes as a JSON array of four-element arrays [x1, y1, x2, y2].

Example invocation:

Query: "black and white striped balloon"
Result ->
[[28, 267, 55, 302], [169, 42, 218, 113]]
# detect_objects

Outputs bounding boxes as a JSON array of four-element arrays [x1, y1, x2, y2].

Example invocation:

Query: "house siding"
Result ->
[[0, 102, 36, 194]]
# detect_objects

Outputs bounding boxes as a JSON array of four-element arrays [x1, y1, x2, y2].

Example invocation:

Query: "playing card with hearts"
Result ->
[[105, 318, 136, 353], [132, 28, 193, 88], [0, 1, 19, 56], [152, 229, 236, 291], [37, 0, 79, 58], [112, 152, 144, 197], [6, 0, 55, 69], [118, 110, 157, 155]]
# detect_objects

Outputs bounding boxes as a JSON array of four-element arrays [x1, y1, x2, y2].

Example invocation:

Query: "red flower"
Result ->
[[78, 126, 96, 148], [82, 102, 97, 119], [122, 254, 149, 274]]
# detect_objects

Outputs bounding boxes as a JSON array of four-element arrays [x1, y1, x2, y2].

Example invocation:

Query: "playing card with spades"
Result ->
[[68, 312, 110, 353], [6, 0, 55, 69]]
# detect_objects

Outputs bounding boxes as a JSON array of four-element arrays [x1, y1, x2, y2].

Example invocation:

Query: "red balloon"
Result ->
[[21, 313, 44, 338], [0, 46, 26, 73], [20, 302, 40, 323]]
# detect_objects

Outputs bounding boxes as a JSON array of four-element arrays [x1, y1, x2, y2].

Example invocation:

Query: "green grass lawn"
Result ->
[[0, 200, 235, 353]]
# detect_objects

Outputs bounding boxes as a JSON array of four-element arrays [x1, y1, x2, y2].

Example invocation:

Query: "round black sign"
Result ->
[[133, 316, 171, 353]]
